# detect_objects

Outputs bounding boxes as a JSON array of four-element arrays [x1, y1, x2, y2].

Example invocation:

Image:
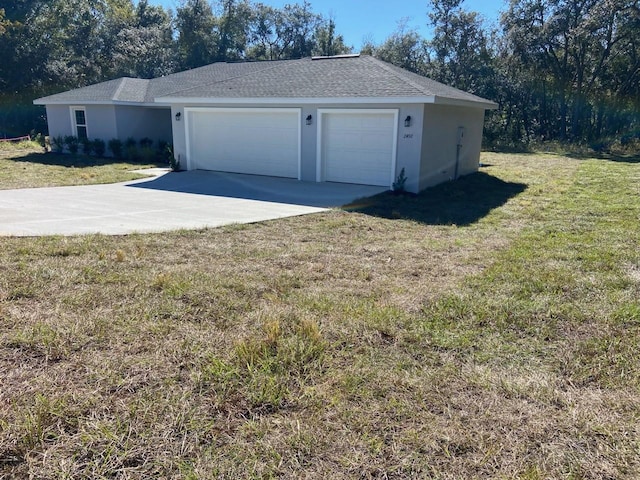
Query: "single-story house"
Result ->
[[34, 54, 497, 193]]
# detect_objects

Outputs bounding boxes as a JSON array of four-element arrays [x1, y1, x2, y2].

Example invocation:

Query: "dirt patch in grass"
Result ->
[[0, 146, 164, 189], [1, 153, 639, 478]]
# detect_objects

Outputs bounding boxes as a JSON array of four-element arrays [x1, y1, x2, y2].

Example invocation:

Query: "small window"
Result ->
[[72, 107, 88, 139]]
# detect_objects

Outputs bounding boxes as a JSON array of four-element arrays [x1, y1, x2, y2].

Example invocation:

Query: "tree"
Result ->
[[176, 0, 216, 69], [425, 0, 493, 94], [374, 20, 427, 74], [214, 0, 253, 61], [247, 3, 280, 60], [501, 0, 640, 141], [312, 16, 351, 57], [278, 2, 321, 59], [110, 0, 176, 78]]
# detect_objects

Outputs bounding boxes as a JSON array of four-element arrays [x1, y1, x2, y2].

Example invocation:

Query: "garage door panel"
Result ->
[[321, 111, 396, 187], [188, 109, 299, 178]]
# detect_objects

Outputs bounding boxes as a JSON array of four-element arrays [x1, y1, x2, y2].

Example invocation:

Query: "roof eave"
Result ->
[[154, 95, 493, 107], [432, 96, 498, 110], [33, 99, 159, 107]]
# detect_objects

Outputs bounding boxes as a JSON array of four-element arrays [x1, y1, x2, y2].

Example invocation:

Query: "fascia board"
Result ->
[[155, 96, 438, 105]]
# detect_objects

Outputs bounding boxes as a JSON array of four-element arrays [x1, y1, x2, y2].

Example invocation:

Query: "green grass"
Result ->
[[1, 152, 639, 478], [0, 142, 164, 189]]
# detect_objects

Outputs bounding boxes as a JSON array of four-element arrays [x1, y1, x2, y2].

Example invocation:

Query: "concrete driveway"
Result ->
[[0, 170, 387, 236]]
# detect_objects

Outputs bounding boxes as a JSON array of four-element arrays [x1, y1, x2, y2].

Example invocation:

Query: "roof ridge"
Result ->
[[155, 59, 297, 98], [112, 78, 130, 101], [113, 77, 150, 102], [365, 56, 433, 97]]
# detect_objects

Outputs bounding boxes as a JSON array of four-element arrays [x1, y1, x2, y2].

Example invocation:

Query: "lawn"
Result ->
[[1, 152, 639, 478], [0, 142, 164, 189]]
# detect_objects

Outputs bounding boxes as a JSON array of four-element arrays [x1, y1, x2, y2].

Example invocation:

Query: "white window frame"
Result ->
[[69, 106, 89, 139]]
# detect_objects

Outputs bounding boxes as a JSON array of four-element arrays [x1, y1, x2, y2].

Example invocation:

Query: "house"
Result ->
[[34, 54, 497, 193]]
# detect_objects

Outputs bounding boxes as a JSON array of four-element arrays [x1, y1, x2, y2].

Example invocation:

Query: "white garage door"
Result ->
[[187, 108, 300, 178], [320, 110, 397, 186]]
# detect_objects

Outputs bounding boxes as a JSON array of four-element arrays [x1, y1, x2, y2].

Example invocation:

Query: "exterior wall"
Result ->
[[86, 105, 118, 140], [419, 104, 485, 191], [45, 104, 118, 141], [171, 103, 426, 193], [114, 106, 172, 142], [45, 104, 171, 144], [45, 105, 74, 140]]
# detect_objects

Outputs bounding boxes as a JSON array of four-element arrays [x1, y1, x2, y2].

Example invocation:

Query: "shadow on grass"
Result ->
[[4, 151, 165, 168], [564, 151, 640, 164], [345, 172, 527, 226]]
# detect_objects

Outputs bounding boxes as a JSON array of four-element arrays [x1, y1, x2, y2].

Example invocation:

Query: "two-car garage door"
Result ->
[[187, 108, 300, 178], [185, 107, 398, 187]]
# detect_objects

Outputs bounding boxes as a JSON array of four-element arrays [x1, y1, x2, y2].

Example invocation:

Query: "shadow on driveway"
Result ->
[[129, 170, 389, 208]]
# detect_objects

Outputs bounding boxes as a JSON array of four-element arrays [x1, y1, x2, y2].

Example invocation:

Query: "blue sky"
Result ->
[[147, 0, 507, 50]]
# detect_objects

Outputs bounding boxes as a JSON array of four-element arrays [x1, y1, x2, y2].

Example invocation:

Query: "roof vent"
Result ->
[[311, 53, 361, 61]]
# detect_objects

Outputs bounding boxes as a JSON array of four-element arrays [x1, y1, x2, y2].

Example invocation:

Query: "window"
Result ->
[[71, 107, 88, 139]]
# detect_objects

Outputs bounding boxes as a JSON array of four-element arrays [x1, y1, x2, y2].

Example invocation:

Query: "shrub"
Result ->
[[166, 144, 180, 171], [80, 137, 93, 156], [139, 137, 153, 149], [108, 138, 123, 158], [93, 139, 106, 157], [157, 140, 169, 161], [64, 135, 79, 154], [125, 137, 139, 160], [392, 167, 407, 193], [140, 146, 155, 162], [51, 135, 64, 153]]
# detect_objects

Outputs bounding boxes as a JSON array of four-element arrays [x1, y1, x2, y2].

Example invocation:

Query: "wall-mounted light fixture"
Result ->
[[175, 112, 182, 121], [404, 115, 412, 127], [306, 114, 313, 125]]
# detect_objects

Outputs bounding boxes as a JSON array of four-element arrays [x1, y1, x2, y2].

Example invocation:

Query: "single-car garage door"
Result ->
[[187, 108, 300, 178], [319, 109, 397, 187]]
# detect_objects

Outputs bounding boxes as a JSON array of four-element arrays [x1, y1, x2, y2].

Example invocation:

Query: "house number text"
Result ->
[[403, 133, 414, 139]]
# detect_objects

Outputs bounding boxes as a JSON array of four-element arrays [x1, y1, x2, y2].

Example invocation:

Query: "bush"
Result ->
[[93, 139, 106, 157], [108, 138, 123, 158], [51, 135, 64, 153], [125, 137, 139, 161], [140, 146, 155, 162], [392, 168, 407, 193], [157, 140, 169, 161], [80, 137, 93, 156], [64, 135, 79, 154], [166, 144, 180, 171], [139, 137, 153, 149]]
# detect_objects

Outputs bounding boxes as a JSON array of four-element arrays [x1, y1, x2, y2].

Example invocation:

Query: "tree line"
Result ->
[[1, 0, 638, 150]]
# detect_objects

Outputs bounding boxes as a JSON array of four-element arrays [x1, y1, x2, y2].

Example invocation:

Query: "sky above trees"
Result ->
[[148, 0, 505, 49]]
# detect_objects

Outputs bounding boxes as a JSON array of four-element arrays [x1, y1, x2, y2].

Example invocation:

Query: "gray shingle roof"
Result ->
[[34, 55, 497, 108]]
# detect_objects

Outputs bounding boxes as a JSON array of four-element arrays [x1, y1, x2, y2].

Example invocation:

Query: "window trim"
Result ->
[[69, 106, 89, 139]]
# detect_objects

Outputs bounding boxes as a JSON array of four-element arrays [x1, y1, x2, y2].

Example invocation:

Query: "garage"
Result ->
[[186, 108, 301, 178], [318, 109, 398, 187]]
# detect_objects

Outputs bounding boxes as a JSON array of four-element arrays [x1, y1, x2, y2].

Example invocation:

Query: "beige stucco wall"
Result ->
[[419, 104, 486, 191]]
